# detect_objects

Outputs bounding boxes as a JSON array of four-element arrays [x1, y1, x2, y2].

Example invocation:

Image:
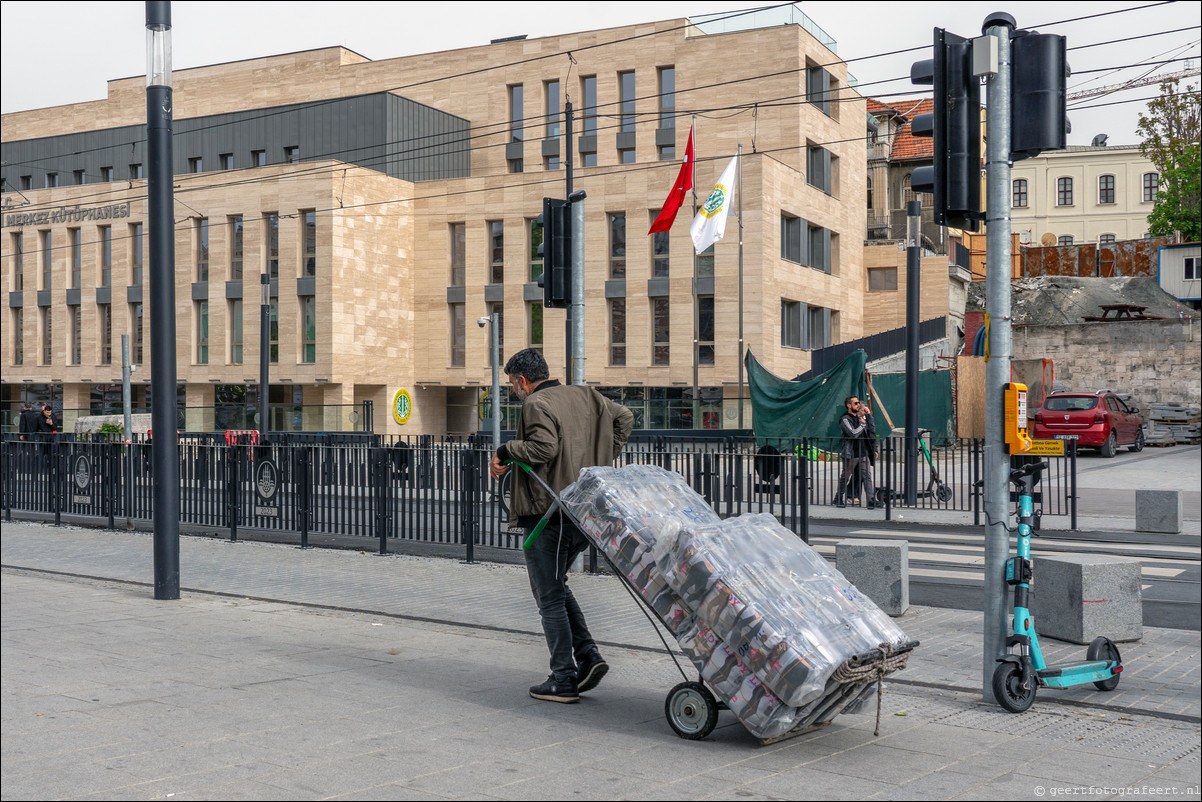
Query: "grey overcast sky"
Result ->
[[1, 1, 1197, 146]]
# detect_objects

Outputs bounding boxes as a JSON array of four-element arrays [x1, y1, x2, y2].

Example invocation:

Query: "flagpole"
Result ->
[[692, 115, 699, 431], [737, 143, 744, 430]]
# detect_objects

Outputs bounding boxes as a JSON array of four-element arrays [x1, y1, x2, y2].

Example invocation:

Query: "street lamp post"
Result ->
[[478, 314, 500, 450], [146, 0, 179, 600]]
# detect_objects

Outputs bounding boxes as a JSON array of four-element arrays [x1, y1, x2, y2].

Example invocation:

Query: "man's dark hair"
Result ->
[[504, 348, 550, 382], [845, 395, 859, 408], [21, 401, 31, 409]]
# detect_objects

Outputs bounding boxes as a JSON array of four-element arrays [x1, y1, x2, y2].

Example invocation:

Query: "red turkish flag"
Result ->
[[648, 126, 694, 234]]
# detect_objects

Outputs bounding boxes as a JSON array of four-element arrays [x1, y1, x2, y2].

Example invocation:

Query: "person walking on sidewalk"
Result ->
[[489, 348, 634, 704], [835, 395, 878, 510]]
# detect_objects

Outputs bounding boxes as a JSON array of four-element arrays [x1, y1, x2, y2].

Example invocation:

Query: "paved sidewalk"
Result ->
[[2, 520, 1199, 800]]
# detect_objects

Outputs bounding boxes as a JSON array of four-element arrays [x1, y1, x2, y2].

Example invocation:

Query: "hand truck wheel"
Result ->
[[665, 681, 719, 740]]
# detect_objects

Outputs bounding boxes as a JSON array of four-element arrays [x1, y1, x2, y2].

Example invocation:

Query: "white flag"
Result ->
[[690, 155, 738, 255]]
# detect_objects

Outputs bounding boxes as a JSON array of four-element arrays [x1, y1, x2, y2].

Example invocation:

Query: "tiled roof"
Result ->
[[888, 97, 935, 161]]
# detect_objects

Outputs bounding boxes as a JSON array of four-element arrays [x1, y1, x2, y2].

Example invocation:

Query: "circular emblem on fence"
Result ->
[[255, 460, 278, 502], [74, 455, 92, 492], [392, 388, 413, 425]]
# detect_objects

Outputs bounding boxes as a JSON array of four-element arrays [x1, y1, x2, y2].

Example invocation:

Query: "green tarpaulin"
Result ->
[[746, 350, 955, 446]]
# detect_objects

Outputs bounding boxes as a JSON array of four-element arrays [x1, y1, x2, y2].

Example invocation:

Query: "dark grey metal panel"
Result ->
[[696, 276, 715, 296], [655, 127, 676, 147], [541, 138, 560, 157], [296, 277, 315, 297], [505, 141, 524, 161], [191, 283, 208, 301], [126, 286, 141, 305], [484, 284, 504, 303], [94, 287, 111, 305], [269, 278, 278, 298], [9, 291, 23, 308], [605, 280, 626, 298], [446, 285, 466, 304], [647, 278, 670, 297], [37, 290, 51, 307], [578, 135, 597, 153], [616, 132, 636, 150], [523, 283, 542, 302], [225, 281, 243, 300], [65, 288, 81, 306]]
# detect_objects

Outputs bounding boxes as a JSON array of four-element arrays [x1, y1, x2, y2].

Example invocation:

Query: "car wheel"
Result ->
[[1129, 429, 1144, 453], [1100, 432, 1117, 458]]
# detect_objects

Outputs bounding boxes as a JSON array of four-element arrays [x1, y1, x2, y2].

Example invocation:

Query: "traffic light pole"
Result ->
[[981, 11, 1017, 705]]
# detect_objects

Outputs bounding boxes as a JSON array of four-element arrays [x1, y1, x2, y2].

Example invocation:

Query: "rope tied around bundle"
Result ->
[[831, 642, 911, 736]]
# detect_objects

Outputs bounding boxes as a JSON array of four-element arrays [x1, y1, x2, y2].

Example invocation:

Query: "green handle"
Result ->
[[503, 459, 556, 551]]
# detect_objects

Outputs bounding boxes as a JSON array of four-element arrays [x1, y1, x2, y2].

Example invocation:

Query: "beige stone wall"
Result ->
[[862, 245, 951, 336]]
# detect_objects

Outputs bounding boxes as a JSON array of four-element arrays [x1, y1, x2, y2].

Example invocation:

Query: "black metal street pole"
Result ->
[[146, 0, 179, 599], [260, 273, 270, 439], [905, 200, 921, 506]]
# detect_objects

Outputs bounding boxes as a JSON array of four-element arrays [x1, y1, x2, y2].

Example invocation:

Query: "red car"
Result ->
[[1031, 392, 1144, 457]]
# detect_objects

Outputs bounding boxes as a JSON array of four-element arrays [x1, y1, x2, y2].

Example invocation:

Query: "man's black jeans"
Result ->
[[519, 513, 599, 682]]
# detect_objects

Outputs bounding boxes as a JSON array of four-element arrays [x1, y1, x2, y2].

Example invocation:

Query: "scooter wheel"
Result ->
[[992, 661, 1037, 713], [1086, 637, 1122, 691], [936, 483, 953, 503], [665, 681, 719, 740]]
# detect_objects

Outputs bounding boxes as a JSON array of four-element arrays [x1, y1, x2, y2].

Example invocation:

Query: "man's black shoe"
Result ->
[[576, 653, 609, 693], [866, 501, 876, 510], [529, 675, 579, 703], [835, 496, 846, 508]]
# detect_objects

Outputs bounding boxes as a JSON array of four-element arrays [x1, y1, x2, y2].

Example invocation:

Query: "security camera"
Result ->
[[477, 317, 489, 328]]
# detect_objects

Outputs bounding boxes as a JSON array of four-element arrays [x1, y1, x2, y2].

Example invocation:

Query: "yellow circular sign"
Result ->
[[392, 389, 413, 425]]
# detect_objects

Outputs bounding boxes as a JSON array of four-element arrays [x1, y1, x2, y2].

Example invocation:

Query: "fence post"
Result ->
[[52, 439, 62, 527], [374, 446, 390, 556], [1069, 438, 1078, 531], [972, 438, 981, 527], [461, 437, 480, 564], [106, 441, 117, 530], [227, 444, 239, 542], [800, 437, 810, 544], [298, 446, 312, 549], [882, 437, 892, 521], [2, 441, 11, 522]]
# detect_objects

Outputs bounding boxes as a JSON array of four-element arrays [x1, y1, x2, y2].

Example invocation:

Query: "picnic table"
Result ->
[[1083, 303, 1164, 322]]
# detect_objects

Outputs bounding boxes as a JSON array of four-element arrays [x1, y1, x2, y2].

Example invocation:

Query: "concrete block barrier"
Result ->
[[836, 539, 908, 616], [1030, 554, 1142, 644], [1136, 489, 1183, 534]]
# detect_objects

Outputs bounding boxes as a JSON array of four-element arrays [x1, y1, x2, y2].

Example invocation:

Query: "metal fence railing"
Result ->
[[1, 433, 1079, 560]]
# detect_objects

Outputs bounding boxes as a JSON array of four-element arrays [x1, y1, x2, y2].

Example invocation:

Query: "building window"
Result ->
[[1184, 257, 1200, 282], [450, 222, 466, 286], [195, 218, 209, 282], [808, 305, 831, 350], [658, 67, 676, 160], [581, 75, 598, 167], [1012, 178, 1028, 208], [619, 70, 636, 163], [188, 157, 202, 174], [781, 214, 803, 264], [488, 221, 504, 284], [11, 233, 23, 291], [487, 302, 504, 368], [41, 306, 52, 365], [99, 304, 111, 365], [528, 218, 543, 283], [545, 80, 560, 139], [196, 301, 209, 364], [302, 210, 316, 277], [782, 300, 802, 348], [809, 224, 831, 274], [69, 305, 81, 365], [99, 226, 111, 287], [220, 153, 233, 170], [697, 243, 714, 279], [129, 163, 143, 179], [131, 302, 143, 363], [302, 296, 316, 363], [265, 213, 279, 279], [1098, 174, 1115, 204], [70, 228, 82, 289], [229, 216, 243, 281], [46, 172, 59, 188], [450, 303, 465, 367], [528, 301, 543, 352], [652, 222, 670, 278], [229, 299, 243, 364], [251, 150, 266, 167], [1143, 173, 1159, 202], [652, 298, 670, 366], [130, 222, 143, 285], [609, 213, 626, 278], [20, 175, 32, 190], [508, 84, 524, 172], [12, 308, 23, 366], [74, 170, 86, 185], [807, 65, 831, 116], [868, 267, 898, 291], [283, 146, 299, 164], [1057, 177, 1073, 206], [269, 298, 278, 363], [609, 299, 626, 366], [100, 166, 113, 182], [40, 230, 52, 290], [807, 145, 832, 194], [1099, 234, 1116, 246], [698, 295, 714, 365], [1058, 235, 1074, 246]]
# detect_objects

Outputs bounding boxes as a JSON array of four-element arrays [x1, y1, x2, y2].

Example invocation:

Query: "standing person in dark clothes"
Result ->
[[489, 348, 634, 704], [835, 395, 878, 510], [39, 405, 59, 434], [18, 401, 40, 440]]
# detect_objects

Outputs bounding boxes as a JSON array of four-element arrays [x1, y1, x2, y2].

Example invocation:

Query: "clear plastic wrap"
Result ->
[[560, 464, 910, 740]]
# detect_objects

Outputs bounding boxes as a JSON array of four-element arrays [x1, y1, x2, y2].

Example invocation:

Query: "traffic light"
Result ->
[[1011, 32, 1068, 161], [537, 197, 571, 308], [910, 28, 981, 232]]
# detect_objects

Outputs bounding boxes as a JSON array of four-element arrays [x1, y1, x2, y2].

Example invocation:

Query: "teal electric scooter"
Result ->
[[992, 460, 1124, 713]]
